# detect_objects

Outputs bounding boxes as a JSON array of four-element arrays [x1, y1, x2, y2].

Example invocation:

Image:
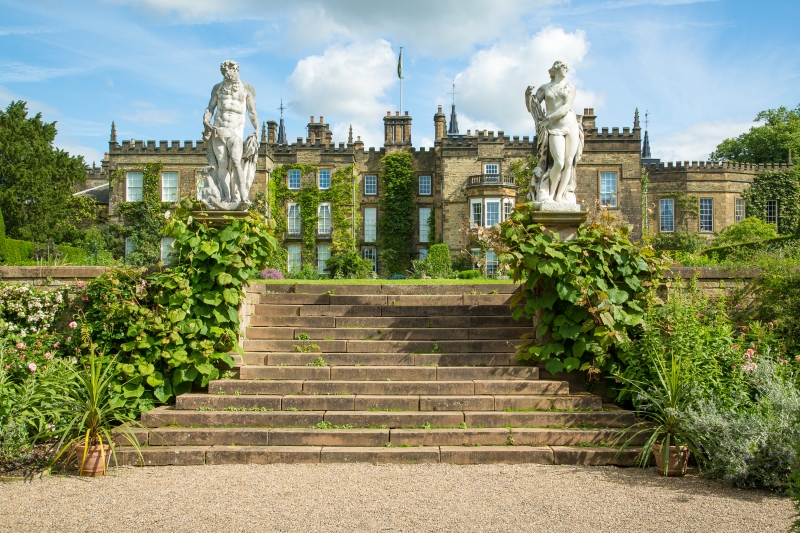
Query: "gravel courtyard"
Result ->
[[0, 463, 793, 533]]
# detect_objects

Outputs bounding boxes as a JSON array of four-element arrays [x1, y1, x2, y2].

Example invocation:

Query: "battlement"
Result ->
[[584, 126, 638, 139], [645, 161, 795, 173], [110, 139, 207, 154], [442, 130, 534, 148]]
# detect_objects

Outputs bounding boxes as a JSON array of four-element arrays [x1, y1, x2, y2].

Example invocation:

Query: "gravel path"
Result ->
[[0, 464, 793, 533]]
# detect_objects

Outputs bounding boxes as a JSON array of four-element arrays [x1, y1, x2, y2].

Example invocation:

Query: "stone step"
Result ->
[[242, 339, 520, 353], [246, 327, 531, 341], [463, 410, 636, 428], [115, 445, 642, 466], [323, 411, 464, 428], [237, 365, 537, 381], [248, 283, 520, 295], [250, 315, 525, 329], [243, 352, 519, 367], [140, 406, 325, 428], [173, 393, 597, 412], [258, 294, 516, 306], [253, 304, 513, 318]]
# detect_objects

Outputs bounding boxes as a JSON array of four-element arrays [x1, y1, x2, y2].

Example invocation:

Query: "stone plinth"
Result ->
[[530, 210, 588, 241], [192, 210, 250, 227]]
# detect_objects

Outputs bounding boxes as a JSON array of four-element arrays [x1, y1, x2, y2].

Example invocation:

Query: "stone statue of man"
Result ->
[[525, 60, 584, 211], [201, 60, 259, 210]]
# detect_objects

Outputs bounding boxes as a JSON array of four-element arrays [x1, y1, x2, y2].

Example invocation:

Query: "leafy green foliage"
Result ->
[[114, 162, 167, 266], [325, 249, 373, 279], [457, 269, 481, 279], [377, 152, 415, 275], [497, 203, 667, 376], [0, 205, 5, 262], [74, 201, 278, 411], [0, 101, 96, 245], [1, 238, 87, 265], [651, 230, 705, 252], [423, 243, 451, 278], [710, 105, 800, 164], [508, 154, 538, 193], [742, 169, 800, 235]]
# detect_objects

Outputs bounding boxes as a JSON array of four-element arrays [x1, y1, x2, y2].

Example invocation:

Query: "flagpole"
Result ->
[[399, 47, 403, 115]]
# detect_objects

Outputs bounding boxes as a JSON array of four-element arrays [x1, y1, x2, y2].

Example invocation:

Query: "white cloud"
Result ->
[[0, 85, 59, 116], [451, 27, 594, 135], [121, 102, 181, 124], [286, 40, 397, 135], [53, 141, 104, 166], [0, 62, 87, 83], [652, 120, 752, 162]]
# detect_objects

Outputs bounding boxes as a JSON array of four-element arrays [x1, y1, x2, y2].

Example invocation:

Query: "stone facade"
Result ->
[[95, 105, 783, 270]]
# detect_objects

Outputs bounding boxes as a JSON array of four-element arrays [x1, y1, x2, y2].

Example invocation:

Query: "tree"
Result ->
[[709, 105, 800, 164], [0, 101, 94, 244]]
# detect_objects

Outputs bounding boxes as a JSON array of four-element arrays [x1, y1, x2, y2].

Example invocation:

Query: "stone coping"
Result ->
[[664, 266, 759, 279], [0, 266, 113, 280]]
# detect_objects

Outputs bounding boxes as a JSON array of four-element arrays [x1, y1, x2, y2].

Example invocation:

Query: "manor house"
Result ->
[[87, 105, 792, 273]]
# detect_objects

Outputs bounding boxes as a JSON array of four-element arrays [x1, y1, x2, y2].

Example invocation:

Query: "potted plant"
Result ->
[[52, 349, 142, 476], [615, 353, 701, 477]]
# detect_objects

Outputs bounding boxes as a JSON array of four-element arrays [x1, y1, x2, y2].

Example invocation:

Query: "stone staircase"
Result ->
[[119, 283, 642, 466]]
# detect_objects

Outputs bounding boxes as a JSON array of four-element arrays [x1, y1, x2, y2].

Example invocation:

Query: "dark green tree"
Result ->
[[710, 105, 800, 164], [0, 101, 95, 244]]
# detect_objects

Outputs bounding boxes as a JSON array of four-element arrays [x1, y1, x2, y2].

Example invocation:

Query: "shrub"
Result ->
[[1, 238, 87, 265], [652, 230, 705, 252], [286, 263, 326, 280], [0, 284, 67, 338], [81, 227, 119, 266], [326, 250, 372, 279], [451, 254, 473, 273], [0, 205, 5, 262], [425, 244, 451, 278], [260, 268, 284, 280], [713, 216, 779, 247], [457, 269, 481, 279]]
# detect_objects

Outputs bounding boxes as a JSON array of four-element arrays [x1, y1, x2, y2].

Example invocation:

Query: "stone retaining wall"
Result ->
[[0, 266, 114, 289]]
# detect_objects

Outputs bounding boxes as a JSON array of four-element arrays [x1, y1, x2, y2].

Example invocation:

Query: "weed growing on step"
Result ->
[[383, 442, 393, 447], [294, 332, 321, 353], [354, 363, 361, 367], [315, 421, 354, 429], [306, 356, 327, 367], [577, 440, 611, 448], [276, 363, 287, 366], [222, 406, 272, 412], [459, 422, 468, 429], [421, 422, 432, 430], [286, 407, 299, 411], [506, 434, 515, 446], [234, 391, 241, 396], [220, 370, 235, 379], [197, 407, 215, 411]]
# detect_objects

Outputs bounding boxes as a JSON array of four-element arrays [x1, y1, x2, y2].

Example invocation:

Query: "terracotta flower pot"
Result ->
[[76, 444, 111, 477], [652, 443, 690, 477]]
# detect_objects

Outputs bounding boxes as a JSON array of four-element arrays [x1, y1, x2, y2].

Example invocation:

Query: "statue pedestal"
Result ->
[[531, 210, 588, 241], [192, 210, 249, 228]]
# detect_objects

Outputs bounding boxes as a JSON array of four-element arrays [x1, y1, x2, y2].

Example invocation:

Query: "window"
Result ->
[[362, 248, 377, 272], [419, 175, 432, 195], [484, 163, 499, 176], [318, 203, 331, 235], [471, 248, 480, 269], [419, 207, 431, 243], [659, 199, 674, 233], [160, 237, 175, 265], [317, 245, 330, 274], [419, 249, 428, 260], [600, 172, 617, 208], [288, 169, 301, 190], [288, 245, 301, 272], [503, 198, 515, 220], [124, 237, 135, 258], [161, 171, 178, 202], [126, 172, 143, 202], [699, 198, 714, 232], [364, 207, 376, 243], [485, 250, 498, 278], [735, 198, 746, 223], [485, 199, 500, 227], [318, 169, 331, 190], [470, 199, 482, 228], [364, 175, 377, 195], [287, 203, 301, 236], [766, 200, 778, 225]]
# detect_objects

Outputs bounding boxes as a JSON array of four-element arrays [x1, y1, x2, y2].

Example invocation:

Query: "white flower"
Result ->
[[164, 211, 171, 220]]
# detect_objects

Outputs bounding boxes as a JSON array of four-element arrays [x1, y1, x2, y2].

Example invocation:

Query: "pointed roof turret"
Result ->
[[348, 124, 353, 145], [447, 79, 459, 135], [640, 110, 660, 166], [277, 97, 287, 144], [110, 121, 117, 143]]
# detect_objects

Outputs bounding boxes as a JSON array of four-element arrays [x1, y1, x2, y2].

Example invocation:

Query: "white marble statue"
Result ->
[[201, 60, 259, 210], [524, 60, 584, 211]]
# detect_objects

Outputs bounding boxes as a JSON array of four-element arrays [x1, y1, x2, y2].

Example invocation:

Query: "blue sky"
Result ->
[[1, 0, 798, 166]]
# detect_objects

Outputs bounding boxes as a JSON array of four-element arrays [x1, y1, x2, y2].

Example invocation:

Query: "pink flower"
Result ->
[[77, 281, 85, 288], [745, 348, 755, 359], [16, 342, 25, 349], [19, 354, 25, 360], [3, 364, 9, 370], [44, 353, 53, 360], [141, 279, 147, 287], [69, 322, 77, 329], [27, 363, 37, 373], [795, 356, 800, 362], [66, 337, 71, 342], [81, 295, 88, 301], [741, 362, 757, 373], [779, 359, 788, 365], [697, 313, 704, 318], [53, 342, 61, 348]]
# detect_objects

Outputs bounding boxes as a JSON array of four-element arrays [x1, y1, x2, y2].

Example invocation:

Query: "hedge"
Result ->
[[3, 238, 88, 265]]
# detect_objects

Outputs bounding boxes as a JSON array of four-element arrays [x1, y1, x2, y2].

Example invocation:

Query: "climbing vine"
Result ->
[[743, 169, 800, 235], [508, 154, 538, 198], [377, 152, 416, 275], [640, 168, 650, 235], [329, 165, 358, 254], [112, 161, 167, 266]]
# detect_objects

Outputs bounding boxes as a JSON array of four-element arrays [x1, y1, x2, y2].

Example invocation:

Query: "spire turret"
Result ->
[[110, 121, 117, 143], [348, 124, 353, 145], [640, 110, 660, 166], [447, 79, 459, 135], [277, 98, 287, 144]]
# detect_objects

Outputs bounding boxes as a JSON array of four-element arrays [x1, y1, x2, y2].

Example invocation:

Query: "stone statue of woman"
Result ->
[[525, 60, 584, 210]]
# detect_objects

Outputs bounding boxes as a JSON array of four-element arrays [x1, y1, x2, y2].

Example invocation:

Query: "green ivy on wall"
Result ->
[[743, 169, 800, 235], [329, 165, 358, 254], [112, 161, 167, 266], [377, 152, 416, 275]]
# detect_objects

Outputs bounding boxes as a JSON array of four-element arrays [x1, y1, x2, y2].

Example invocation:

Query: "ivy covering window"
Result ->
[[160, 237, 175, 265], [287, 244, 301, 272], [318, 169, 331, 190], [485, 250, 499, 278], [419, 175, 432, 195], [126, 171, 143, 202], [766, 200, 778, 225], [364, 175, 377, 195], [364, 207, 376, 242], [600, 172, 617, 207], [161, 171, 178, 202], [735, 198, 746, 223], [317, 245, 331, 274], [288, 169, 301, 190], [318, 203, 331, 235], [699, 198, 714, 232], [287, 203, 301, 236], [659, 198, 674, 233], [470, 199, 482, 227], [485, 199, 500, 227], [503, 198, 515, 220], [419, 207, 431, 242], [362, 247, 377, 272]]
